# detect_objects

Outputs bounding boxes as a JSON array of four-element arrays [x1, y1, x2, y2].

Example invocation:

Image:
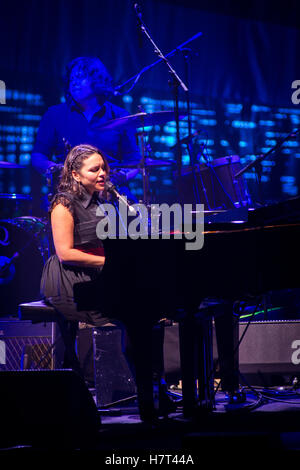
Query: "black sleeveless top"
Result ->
[[49, 188, 106, 248], [40, 187, 108, 322]]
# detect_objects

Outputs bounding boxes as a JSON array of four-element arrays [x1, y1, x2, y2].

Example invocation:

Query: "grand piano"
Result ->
[[74, 195, 300, 419]]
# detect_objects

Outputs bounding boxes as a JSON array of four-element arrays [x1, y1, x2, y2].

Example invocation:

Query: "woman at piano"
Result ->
[[40, 143, 117, 375], [40, 143, 111, 326], [40, 143, 175, 421]]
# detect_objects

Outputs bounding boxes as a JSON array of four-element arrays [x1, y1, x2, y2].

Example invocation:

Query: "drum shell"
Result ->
[[178, 156, 251, 210], [0, 194, 32, 218], [0, 218, 49, 316]]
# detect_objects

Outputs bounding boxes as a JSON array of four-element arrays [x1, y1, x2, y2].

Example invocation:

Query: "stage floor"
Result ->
[[2, 388, 300, 462]]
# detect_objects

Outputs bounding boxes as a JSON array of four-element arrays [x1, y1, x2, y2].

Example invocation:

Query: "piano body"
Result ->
[[74, 196, 300, 419]]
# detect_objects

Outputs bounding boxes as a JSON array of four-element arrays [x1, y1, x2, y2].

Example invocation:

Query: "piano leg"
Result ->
[[124, 320, 162, 423], [178, 309, 216, 417], [124, 320, 176, 422], [178, 301, 240, 417], [196, 311, 215, 410], [152, 322, 165, 385], [214, 301, 239, 395], [178, 313, 198, 418]]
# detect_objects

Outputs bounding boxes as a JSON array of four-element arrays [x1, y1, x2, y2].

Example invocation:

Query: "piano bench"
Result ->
[[18, 300, 80, 373], [18, 300, 59, 324]]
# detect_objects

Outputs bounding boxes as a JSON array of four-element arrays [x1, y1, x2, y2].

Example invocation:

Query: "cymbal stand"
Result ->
[[45, 137, 70, 203], [135, 106, 151, 205], [114, 31, 202, 96], [181, 47, 201, 204], [234, 128, 300, 206]]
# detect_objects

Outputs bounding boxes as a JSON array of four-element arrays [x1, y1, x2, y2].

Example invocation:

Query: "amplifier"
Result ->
[[79, 320, 300, 398], [163, 320, 300, 388], [238, 320, 300, 386], [0, 317, 63, 370]]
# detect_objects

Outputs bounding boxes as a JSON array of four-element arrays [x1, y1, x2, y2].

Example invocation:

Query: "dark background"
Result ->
[[0, 0, 300, 206]]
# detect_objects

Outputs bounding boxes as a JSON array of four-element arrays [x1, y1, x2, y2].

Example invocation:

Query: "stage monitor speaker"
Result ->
[[0, 369, 101, 449], [93, 327, 136, 407], [163, 320, 300, 388]]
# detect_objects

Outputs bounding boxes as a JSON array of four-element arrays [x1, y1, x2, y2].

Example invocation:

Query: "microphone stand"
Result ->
[[234, 128, 300, 205], [181, 48, 201, 204], [114, 31, 202, 96], [133, 4, 190, 187], [137, 105, 150, 205]]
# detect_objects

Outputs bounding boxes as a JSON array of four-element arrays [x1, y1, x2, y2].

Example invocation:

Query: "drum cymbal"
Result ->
[[0, 193, 32, 200], [93, 111, 187, 131], [0, 161, 25, 168], [110, 158, 176, 169]]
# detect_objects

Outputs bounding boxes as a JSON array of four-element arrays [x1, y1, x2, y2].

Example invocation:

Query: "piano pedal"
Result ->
[[225, 389, 246, 404]]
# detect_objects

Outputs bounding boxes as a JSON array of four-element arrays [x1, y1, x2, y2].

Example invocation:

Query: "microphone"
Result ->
[[178, 47, 199, 57], [93, 82, 122, 97], [134, 3, 143, 48], [105, 180, 137, 215], [93, 83, 116, 99], [171, 129, 203, 148], [180, 129, 203, 145], [113, 88, 122, 96], [134, 3, 142, 18]]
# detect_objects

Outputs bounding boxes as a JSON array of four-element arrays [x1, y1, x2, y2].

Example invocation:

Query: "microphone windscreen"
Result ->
[[104, 180, 117, 194]]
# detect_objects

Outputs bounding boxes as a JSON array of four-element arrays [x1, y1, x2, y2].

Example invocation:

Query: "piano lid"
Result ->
[[203, 206, 248, 224], [247, 196, 300, 226]]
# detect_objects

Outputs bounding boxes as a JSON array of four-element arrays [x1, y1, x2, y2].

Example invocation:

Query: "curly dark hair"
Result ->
[[64, 56, 114, 106], [49, 144, 110, 208]]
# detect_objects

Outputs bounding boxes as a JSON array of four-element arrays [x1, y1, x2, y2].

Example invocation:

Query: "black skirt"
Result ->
[[40, 254, 110, 324]]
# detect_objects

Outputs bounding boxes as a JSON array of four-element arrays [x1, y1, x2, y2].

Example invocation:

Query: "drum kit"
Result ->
[[0, 109, 250, 315], [93, 110, 187, 205], [0, 110, 180, 314]]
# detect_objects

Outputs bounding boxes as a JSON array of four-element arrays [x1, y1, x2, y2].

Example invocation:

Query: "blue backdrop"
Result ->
[[1, 0, 300, 205]]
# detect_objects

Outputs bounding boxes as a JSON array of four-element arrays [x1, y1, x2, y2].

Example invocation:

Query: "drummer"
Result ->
[[31, 56, 140, 194]]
